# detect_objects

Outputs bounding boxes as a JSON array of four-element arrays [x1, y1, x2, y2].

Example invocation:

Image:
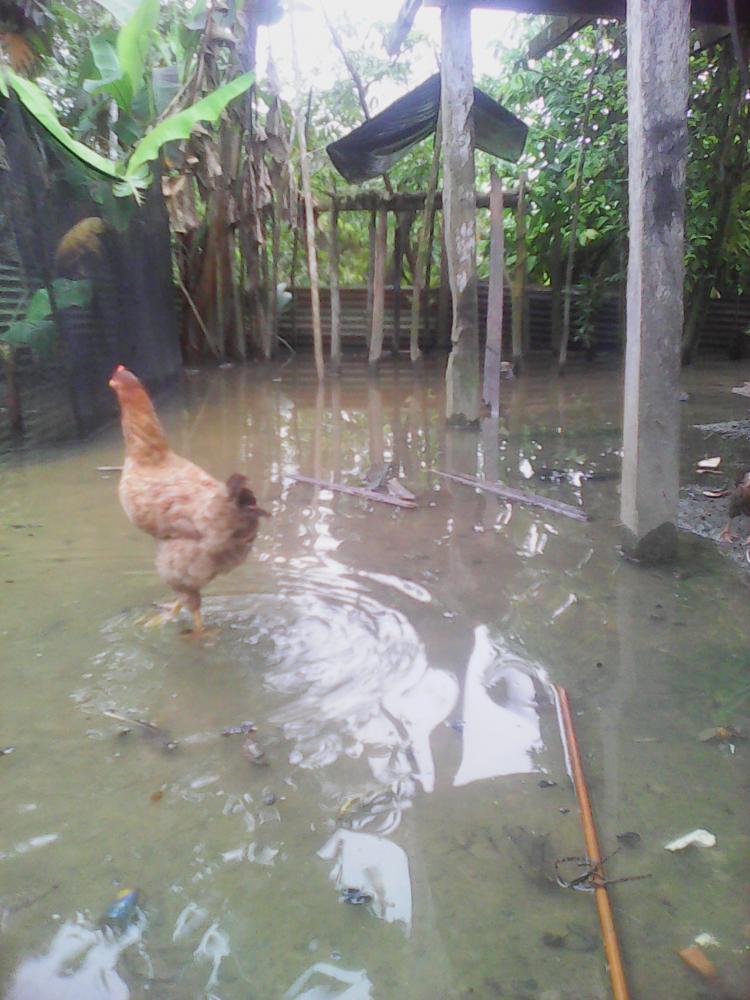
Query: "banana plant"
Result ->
[[0, 0, 253, 200]]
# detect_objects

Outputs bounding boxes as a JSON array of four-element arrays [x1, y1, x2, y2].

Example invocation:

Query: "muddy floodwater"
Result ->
[[1, 356, 749, 1000]]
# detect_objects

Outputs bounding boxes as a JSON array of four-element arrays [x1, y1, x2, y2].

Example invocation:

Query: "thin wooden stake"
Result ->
[[410, 116, 442, 362], [369, 207, 388, 366], [330, 196, 342, 372], [554, 685, 630, 1000], [366, 209, 377, 352], [511, 170, 527, 373], [291, 8, 324, 380], [483, 166, 505, 416]]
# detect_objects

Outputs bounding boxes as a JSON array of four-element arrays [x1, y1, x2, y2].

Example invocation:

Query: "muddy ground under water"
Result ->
[[1, 355, 749, 1000]]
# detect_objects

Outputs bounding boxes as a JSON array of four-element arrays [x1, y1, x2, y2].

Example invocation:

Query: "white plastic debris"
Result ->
[[694, 932, 720, 948], [664, 829, 716, 852]]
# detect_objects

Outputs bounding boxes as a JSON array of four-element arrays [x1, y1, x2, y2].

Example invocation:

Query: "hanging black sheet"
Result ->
[[326, 74, 527, 183]]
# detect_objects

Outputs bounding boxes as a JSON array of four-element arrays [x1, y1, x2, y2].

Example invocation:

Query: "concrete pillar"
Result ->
[[620, 0, 690, 562], [440, 1, 480, 426]]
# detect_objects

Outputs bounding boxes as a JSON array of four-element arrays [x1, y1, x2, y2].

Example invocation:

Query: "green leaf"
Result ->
[[2, 318, 57, 351], [6, 70, 121, 179], [25, 288, 53, 323], [85, 35, 133, 109], [116, 0, 159, 101], [90, 0, 143, 25], [124, 72, 254, 181]]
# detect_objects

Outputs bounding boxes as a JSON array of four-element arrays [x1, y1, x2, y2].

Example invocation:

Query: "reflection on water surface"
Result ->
[[1, 357, 749, 998]]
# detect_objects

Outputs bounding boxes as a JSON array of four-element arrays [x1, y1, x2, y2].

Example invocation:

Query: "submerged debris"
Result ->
[[102, 888, 141, 931], [664, 829, 716, 852], [340, 888, 372, 906], [221, 721, 256, 737], [698, 725, 744, 744], [678, 944, 718, 981], [538, 779, 557, 789], [242, 737, 268, 766], [616, 831, 642, 849]]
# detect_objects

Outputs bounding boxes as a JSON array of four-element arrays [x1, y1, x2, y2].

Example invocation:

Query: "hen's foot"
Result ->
[[137, 600, 183, 629], [179, 609, 218, 640], [718, 524, 736, 543]]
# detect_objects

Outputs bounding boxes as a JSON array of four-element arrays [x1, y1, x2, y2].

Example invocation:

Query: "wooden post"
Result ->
[[410, 117, 442, 362], [297, 128, 324, 380], [369, 207, 388, 367], [511, 170, 527, 374], [366, 209, 377, 352], [483, 167, 504, 418], [329, 197, 342, 372], [441, 1, 480, 426], [620, 0, 689, 562]]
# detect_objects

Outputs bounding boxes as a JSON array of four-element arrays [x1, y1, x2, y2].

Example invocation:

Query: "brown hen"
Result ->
[[109, 366, 268, 633]]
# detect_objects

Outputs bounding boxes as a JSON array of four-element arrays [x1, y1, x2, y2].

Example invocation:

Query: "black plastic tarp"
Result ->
[[327, 74, 527, 183]]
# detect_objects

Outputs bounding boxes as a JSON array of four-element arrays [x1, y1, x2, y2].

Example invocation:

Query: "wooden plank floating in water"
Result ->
[[289, 474, 417, 509], [430, 469, 589, 522]]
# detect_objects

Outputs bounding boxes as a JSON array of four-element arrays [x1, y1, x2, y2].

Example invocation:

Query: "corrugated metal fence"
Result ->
[[280, 284, 750, 356]]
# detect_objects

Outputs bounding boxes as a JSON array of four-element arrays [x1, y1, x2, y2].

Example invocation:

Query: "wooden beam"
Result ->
[[368, 207, 388, 366], [441, 1, 480, 425], [424, 0, 748, 26], [620, 0, 690, 562], [483, 167, 504, 416], [526, 15, 592, 59]]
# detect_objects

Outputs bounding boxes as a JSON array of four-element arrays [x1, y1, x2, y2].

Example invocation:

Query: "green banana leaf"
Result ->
[[125, 72, 253, 178]]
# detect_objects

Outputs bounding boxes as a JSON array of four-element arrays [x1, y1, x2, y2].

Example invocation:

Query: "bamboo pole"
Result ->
[[483, 166, 504, 417], [410, 116, 442, 362], [368, 207, 388, 366], [329, 196, 342, 372], [291, 11, 324, 380], [554, 684, 630, 1000], [511, 170, 527, 374]]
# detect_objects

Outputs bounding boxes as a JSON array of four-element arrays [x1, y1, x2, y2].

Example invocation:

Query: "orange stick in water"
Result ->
[[554, 684, 630, 1000]]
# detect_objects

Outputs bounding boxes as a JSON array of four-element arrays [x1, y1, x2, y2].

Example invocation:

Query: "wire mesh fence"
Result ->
[[0, 95, 180, 455]]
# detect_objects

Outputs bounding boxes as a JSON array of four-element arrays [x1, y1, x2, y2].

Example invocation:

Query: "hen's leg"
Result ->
[[180, 590, 216, 638]]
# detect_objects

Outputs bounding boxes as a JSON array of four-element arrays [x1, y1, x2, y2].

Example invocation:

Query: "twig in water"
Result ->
[[289, 474, 417, 509], [431, 469, 588, 522]]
